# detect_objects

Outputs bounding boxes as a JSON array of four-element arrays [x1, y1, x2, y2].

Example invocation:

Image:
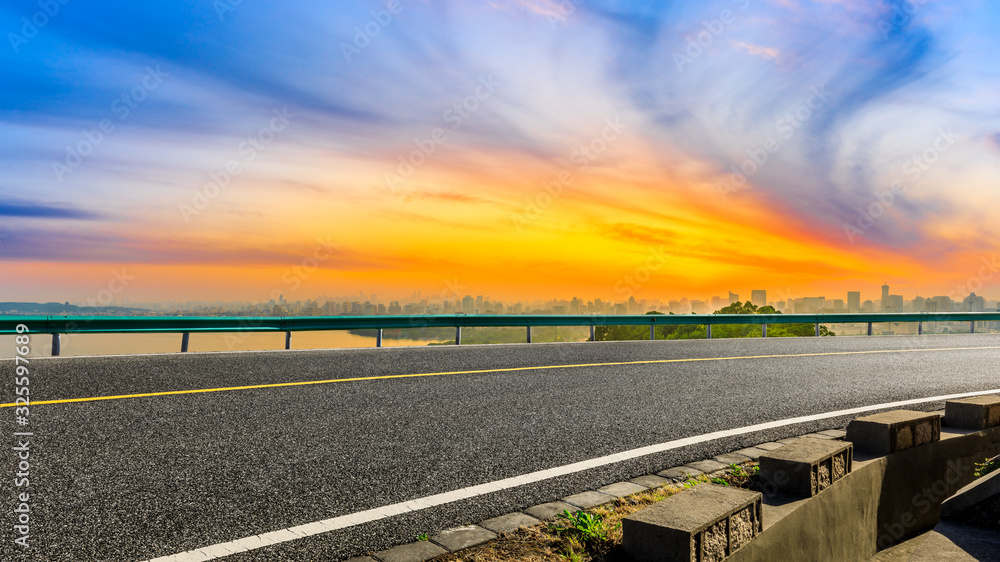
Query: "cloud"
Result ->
[[400, 191, 490, 204], [988, 133, 1000, 151], [732, 42, 779, 60], [0, 202, 103, 220]]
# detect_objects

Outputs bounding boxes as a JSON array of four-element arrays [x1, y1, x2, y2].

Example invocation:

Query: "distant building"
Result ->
[[881, 283, 890, 311], [462, 295, 474, 313], [751, 290, 767, 307], [711, 296, 723, 310], [930, 296, 953, 312], [796, 297, 825, 313], [847, 291, 861, 313], [729, 292, 740, 304], [964, 293, 985, 312]]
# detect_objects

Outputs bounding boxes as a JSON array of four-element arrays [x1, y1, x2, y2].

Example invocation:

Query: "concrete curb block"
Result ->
[[350, 428, 849, 561]]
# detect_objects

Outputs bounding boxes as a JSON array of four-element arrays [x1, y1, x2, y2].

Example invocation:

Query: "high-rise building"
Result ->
[[847, 291, 861, 313], [729, 292, 740, 304], [751, 290, 766, 307], [964, 293, 985, 312], [881, 283, 890, 311], [930, 296, 953, 312], [462, 295, 474, 313], [711, 296, 723, 310]]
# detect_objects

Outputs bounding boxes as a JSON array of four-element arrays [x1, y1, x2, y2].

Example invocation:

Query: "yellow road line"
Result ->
[[4, 345, 1000, 408]]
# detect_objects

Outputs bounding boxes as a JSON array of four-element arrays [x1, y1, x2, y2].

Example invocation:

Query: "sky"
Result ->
[[1, 0, 999, 306]]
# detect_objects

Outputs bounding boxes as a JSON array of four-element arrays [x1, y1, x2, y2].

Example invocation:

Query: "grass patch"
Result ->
[[432, 463, 761, 561], [975, 455, 999, 478]]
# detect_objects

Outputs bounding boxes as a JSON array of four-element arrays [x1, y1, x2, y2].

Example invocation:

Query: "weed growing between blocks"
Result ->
[[432, 462, 761, 562]]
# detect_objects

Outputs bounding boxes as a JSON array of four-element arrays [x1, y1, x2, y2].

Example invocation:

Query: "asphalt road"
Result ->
[[3, 334, 1000, 561]]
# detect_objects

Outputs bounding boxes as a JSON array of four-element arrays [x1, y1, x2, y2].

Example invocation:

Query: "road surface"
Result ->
[[3, 334, 1000, 560]]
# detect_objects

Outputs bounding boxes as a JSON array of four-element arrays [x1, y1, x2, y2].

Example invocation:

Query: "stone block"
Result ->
[[373, 541, 446, 562], [944, 395, 1000, 430], [816, 429, 847, 439], [631, 474, 671, 489], [805, 433, 835, 440], [759, 438, 853, 497], [733, 447, 768, 461], [430, 525, 495, 551], [755, 442, 785, 451], [598, 481, 648, 498], [623, 484, 762, 562], [523, 501, 577, 521], [714, 453, 751, 465], [659, 466, 704, 481], [479, 512, 540, 534], [563, 490, 614, 509], [686, 459, 729, 474], [846, 410, 941, 455]]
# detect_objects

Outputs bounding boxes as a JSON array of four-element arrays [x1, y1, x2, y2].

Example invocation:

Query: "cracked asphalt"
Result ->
[[2, 334, 1000, 561]]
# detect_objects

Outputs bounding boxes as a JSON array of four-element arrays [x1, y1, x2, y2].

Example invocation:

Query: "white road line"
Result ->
[[146, 387, 1000, 562]]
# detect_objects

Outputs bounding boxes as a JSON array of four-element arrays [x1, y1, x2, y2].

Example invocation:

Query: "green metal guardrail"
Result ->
[[2, 312, 999, 356]]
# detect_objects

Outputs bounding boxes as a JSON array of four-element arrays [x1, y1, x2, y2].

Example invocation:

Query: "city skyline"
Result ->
[[13, 281, 994, 317], [2, 2, 1000, 303]]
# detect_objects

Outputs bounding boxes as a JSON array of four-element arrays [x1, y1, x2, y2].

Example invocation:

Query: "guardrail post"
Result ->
[[918, 321, 923, 335], [649, 325, 655, 340], [970, 321, 975, 334], [51, 333, 61, 356], [181, 332, 190, 352], [590, 325, 595, 342], [706, 324, 712, 339], [762, 324, 767, 338], [455, 326, 462, 345], [815, 322, 820, 337], [526, 326, 532, 343], [867, 322, 872, 336], [285, 331, 292, 350], [376, 329, 383, 348]]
